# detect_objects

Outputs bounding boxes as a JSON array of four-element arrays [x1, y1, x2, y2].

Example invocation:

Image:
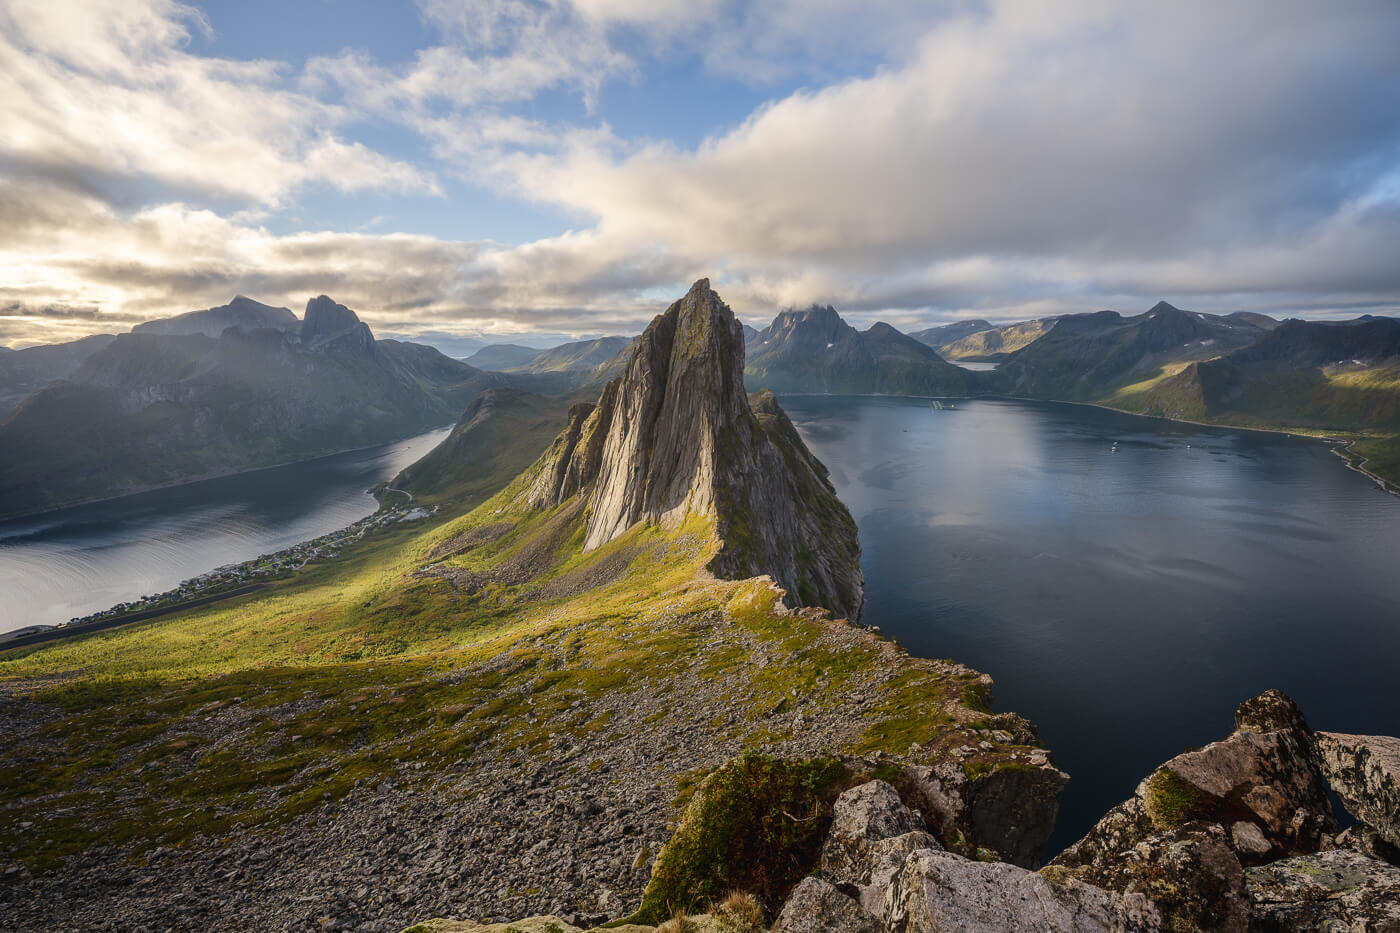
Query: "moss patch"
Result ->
[[1143, 767, 1210, 829], [631, 751, 852, 923]]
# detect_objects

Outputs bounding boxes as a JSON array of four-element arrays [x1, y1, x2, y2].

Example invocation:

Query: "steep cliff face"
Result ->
[[529, 278, 864, 619]]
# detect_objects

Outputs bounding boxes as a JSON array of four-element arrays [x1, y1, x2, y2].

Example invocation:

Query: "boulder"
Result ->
[[1246, 848, 1400, 931], [884, 848, 1161, 932], [1054, 821, 1250, 932], [860, 831, 943, 917], [901, 749, 1067, 868], [771, 877, 880, 933], [1229, 821, 1272, 859], [1313, 732, 1400, 849], [1333, 824, 1400, 866], [820, 780, 928, 885], [1055, 691, 1336, 870], [1234, 689, 1311, 739]]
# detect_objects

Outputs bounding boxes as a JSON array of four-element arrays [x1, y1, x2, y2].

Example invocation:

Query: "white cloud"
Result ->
[[476, 0, 1400, 316], [0, 0, 439, 207], [2, 0, 1400, 348]]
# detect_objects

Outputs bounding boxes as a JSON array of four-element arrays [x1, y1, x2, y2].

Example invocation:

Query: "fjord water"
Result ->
[[782, 395, 1400, 852], [0, 427, 448, 633]]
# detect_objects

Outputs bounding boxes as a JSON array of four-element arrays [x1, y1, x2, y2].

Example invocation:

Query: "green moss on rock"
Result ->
[[630, 751, 853, 924], [1144, 767, 1210, 829]]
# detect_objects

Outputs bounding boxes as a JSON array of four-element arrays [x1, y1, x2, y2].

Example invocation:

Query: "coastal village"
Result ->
[[54, 504, 437, 632]]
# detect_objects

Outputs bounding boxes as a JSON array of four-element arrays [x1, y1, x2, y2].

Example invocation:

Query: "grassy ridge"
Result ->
[[0, 459, 1003, 879]]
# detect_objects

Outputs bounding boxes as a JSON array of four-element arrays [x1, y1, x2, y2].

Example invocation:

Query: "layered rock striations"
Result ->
[[528, 278, 864, 619]]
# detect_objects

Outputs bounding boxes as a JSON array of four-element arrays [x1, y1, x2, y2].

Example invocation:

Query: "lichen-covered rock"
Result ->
[[902, 750, 1067, 868], [1056, 691, 1336, 871], [525, 278, 863, 618], [1144, 728, 1335, 851], [860, 831, 943, 917], [1246, 848, 1400, 931], [820, 780, 928, 885], [884, 848, 1161, 932], [771, 877, 880, 933], [1235, 689, 1311, 739], [1333, 824, 1400, 866], [1054, 821, 1250, 932], [1313, 732, 1400, 850]]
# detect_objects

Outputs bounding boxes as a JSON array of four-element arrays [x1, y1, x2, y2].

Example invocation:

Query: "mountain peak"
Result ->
[[527, 279, 863, 618], [131, 296, 297, 339], [1147, 300, 1184, 316], [301, 296, 375, 352]]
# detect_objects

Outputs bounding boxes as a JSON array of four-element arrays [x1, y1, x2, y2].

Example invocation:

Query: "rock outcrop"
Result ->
[[1050, 690, 1400, 932], [821, 781, 930, 887], [527, 278, 864, 619], [1246, 849, 1400, 930], [1313, 732, 1400, 850], [886, 849, 1160, 933], [772, 877, 881, 933], [401, 689, 1400, 933]]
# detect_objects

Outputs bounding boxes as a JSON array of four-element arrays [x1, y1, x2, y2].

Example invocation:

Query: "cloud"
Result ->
[[2, 0, 1400, 349], [0, 0, 439, 207], [484, 0, 1400, 315]]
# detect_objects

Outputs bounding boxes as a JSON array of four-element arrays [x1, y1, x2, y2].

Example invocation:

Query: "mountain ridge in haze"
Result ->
[[0, 297, 566, 518]]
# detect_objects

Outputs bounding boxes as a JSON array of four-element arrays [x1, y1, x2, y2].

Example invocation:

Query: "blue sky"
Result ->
[[2, 0, 1399, 349]]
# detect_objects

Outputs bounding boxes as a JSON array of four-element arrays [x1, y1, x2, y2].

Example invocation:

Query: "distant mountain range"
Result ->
[[745, 305, 970, 396], [0, 297, 571, 518], [995, 301, 1276, 401], [914, 318, 1059, 361], [130, 295, 300, 338], [6, 291, 1400, 518], [0, 334, 118, 418], [463, 336, 631, 383]]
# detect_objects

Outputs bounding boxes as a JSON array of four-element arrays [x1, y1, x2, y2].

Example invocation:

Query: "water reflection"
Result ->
[[782, 395, 1400, 852], [0, 428, 448, 631]]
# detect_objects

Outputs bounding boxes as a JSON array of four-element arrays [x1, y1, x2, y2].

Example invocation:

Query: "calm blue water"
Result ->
[[782, 395, 1400, 852], [0, 428, 448, 633]]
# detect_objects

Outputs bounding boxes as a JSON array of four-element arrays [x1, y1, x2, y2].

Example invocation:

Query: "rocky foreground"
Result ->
[[405, 691, 1400, 932]]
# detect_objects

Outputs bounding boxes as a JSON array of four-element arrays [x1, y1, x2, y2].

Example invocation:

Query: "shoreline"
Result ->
[[0, 502, 442, 648], [785, 390, 1400, 498], [0, 423, 452, 524], [1024, 396, 1400, 497]]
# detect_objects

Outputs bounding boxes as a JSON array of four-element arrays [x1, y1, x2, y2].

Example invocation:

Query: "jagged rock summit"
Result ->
[[301, 295, 376, 352], [528, 278, 864, 619]]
